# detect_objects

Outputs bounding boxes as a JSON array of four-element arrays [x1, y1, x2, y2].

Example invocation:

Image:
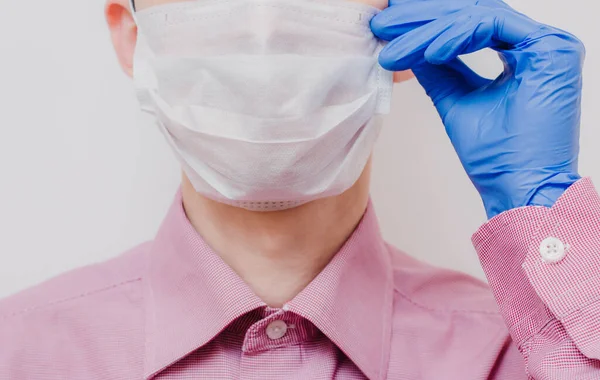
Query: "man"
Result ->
[[0, 0, 595, 379]]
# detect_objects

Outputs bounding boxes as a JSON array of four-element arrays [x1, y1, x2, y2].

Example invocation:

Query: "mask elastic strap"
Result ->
[[129, 0, 138, 23]]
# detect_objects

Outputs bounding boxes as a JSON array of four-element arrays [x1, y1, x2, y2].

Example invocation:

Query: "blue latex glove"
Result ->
[[371, 0, 584, 218]]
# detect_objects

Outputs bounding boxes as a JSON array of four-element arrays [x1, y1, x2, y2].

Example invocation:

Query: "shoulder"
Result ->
[[0, 241, 149, 318], [387, 242, 500, 315], [385, 244, 516, 378], [0, 242, 151, 379]]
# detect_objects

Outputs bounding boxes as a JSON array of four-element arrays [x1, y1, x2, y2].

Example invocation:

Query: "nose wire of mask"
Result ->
[[131, 0, 393, 211]]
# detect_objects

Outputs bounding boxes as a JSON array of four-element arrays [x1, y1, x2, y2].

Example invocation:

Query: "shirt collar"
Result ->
[[144, 189, 394, 380]]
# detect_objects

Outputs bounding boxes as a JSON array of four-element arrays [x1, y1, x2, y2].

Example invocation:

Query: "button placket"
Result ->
[[242, 309, 287, 353], [265, 320, 288, 340]]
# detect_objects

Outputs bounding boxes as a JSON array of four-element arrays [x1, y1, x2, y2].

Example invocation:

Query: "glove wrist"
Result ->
[[526, 173, 581, 208], [481, 172, 581, 219]]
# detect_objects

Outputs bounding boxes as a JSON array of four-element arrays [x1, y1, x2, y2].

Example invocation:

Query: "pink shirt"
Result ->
[[1, 178, 600, 379]]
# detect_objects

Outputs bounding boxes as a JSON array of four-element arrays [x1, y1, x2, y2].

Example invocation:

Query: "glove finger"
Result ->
[[428, 8, 541, 65], [423, 14, 496, 64], [378, 13, 459, 71], [371, 0, 465, 41], [371, 0, 518, 41], [378, 6, 540, 71]]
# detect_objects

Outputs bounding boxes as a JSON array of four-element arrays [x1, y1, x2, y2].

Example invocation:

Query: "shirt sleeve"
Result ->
[[472, 177, 600, 379]]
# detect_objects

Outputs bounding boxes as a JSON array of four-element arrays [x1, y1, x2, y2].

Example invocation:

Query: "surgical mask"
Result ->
[[131, 0, 393, 211]]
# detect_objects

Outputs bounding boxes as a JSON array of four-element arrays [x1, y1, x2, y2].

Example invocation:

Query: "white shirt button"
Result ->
[[265, 320, 288, 340], [539, 237, 566, 263]]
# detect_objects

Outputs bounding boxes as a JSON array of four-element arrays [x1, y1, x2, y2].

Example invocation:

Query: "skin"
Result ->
[[105, 0, 412, 307]]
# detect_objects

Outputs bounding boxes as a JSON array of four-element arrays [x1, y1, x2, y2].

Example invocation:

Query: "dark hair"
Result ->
[[131, 0, 136, 11]]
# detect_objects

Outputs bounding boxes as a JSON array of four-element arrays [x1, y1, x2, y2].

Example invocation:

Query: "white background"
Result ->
[[0, 0, 597, 298]]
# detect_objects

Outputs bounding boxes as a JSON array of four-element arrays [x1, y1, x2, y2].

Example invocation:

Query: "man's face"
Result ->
[[134, 0, 389, 11]]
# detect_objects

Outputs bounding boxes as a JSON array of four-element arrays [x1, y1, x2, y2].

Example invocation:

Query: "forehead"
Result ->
[[135, 0, 388, 11]]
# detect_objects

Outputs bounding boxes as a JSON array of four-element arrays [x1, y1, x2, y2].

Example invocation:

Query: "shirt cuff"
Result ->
[[472, 177, 600, 353]]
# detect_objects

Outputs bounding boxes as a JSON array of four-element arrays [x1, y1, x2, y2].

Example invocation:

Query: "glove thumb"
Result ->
[[412, 58, 491, 120]]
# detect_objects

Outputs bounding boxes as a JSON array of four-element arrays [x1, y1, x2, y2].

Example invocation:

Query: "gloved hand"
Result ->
[[371, 0, 584, 218]]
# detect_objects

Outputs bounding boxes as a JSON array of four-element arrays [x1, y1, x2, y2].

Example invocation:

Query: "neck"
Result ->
[[180, 163, 372, 308]]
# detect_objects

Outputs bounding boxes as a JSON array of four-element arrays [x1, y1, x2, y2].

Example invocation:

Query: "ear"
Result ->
[[393, 70, 415, 83], [105, 0, 137, 78]]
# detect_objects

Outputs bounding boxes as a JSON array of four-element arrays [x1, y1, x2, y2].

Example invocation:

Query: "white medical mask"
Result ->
[[131, 0, 393, 211]]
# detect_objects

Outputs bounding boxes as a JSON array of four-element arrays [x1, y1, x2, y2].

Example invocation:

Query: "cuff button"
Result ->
[[539, 237, 566, 264]]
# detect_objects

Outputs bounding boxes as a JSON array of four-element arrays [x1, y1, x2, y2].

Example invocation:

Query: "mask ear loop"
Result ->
[[129, 0, 138, 23]]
